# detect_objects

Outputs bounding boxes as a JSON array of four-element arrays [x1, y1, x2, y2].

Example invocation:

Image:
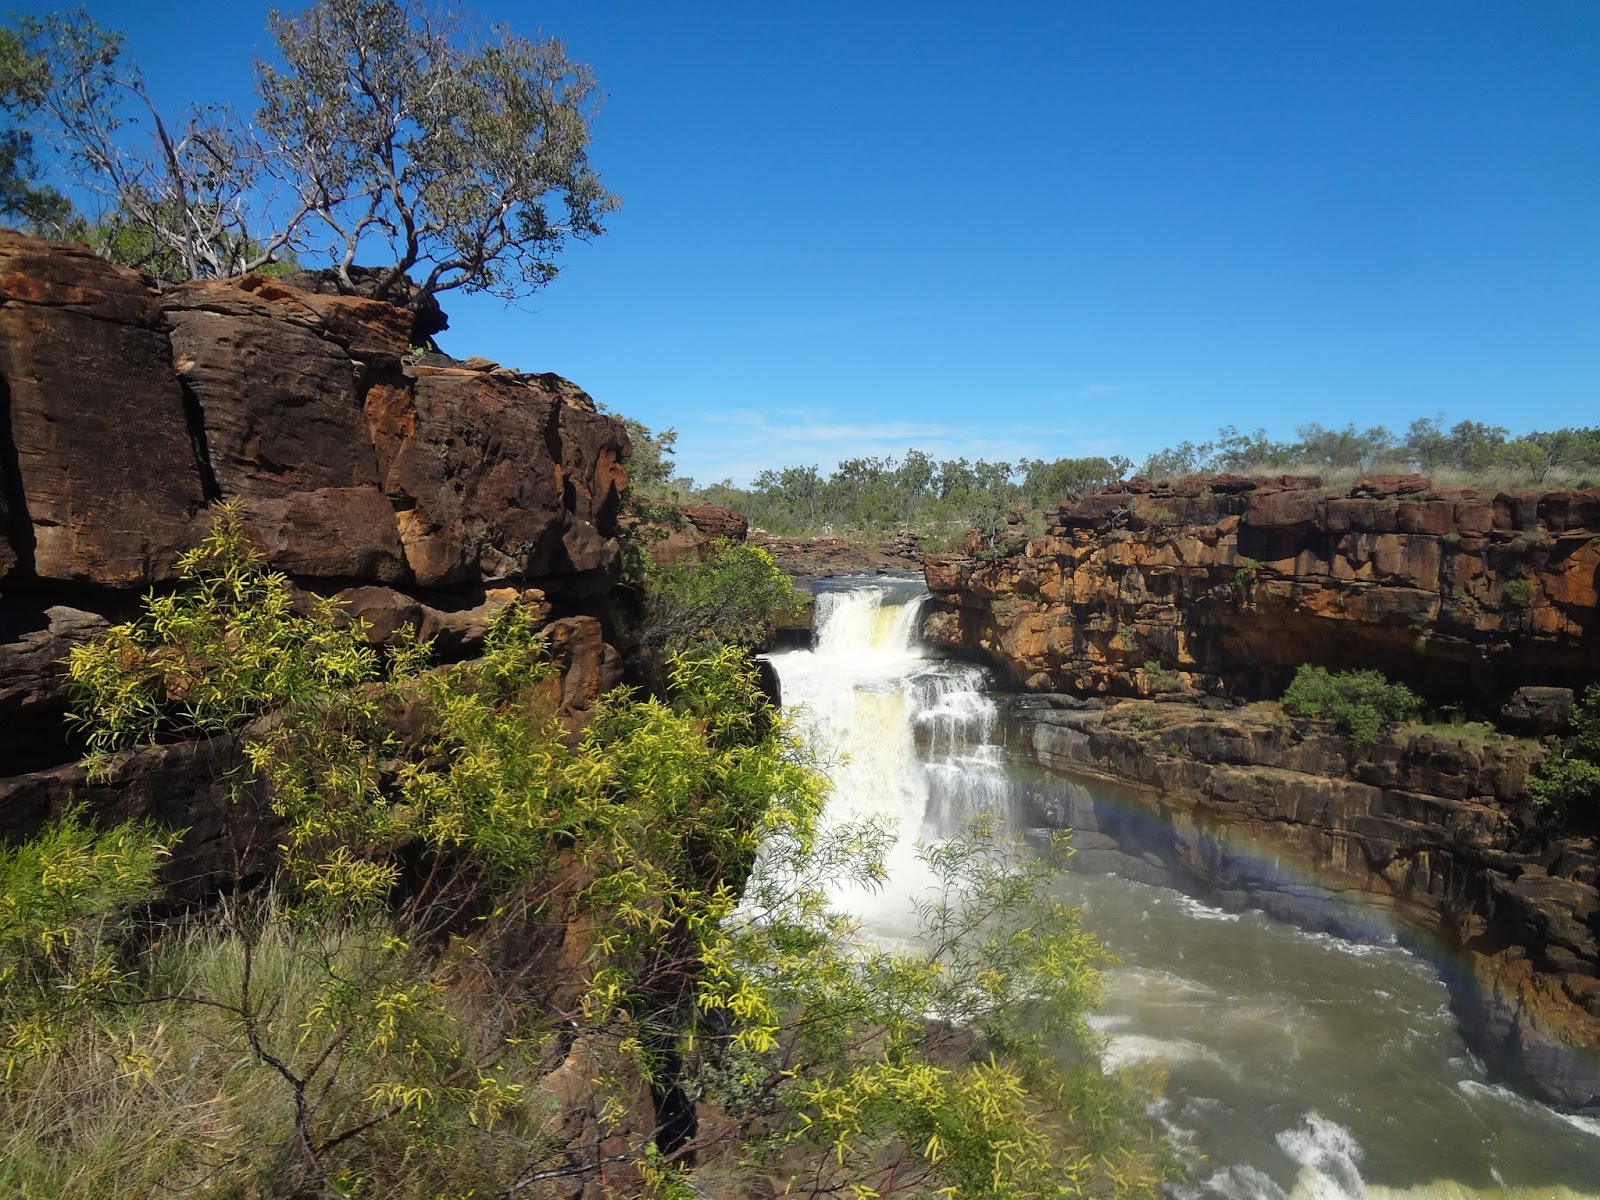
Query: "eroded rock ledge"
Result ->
[[923, 472, 1599, 709], [1003, 696, 1600, 1111], [921, 472, 1600, 1111]]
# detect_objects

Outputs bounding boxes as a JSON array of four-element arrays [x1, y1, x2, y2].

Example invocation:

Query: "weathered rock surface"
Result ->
[[750, 531, 924, 584], [1007, 697, 1600, 1111], [0, 234, 208, 586], [924, 473, 1600, 709], [0, 234, 630, 838]]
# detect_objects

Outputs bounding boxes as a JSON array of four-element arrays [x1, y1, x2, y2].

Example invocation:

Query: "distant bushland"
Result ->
[[635, 415, 1600, 544]]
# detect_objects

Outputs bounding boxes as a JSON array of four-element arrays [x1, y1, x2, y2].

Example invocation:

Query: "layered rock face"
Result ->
[[921, 471, 1600, 1109], [924, 473, 1599, 710], [1009, 697, 1600, 1111], [0, 233, 628, 847]]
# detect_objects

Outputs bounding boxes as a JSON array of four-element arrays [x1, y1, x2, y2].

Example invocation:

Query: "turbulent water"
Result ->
[[764, 577, 1600, 1200]]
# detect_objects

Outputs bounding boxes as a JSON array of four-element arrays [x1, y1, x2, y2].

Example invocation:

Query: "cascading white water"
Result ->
[[762, 579, 1600, 1200], [764, 577, 1011, 932]]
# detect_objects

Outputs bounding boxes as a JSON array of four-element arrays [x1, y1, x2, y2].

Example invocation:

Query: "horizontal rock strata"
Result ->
[[924, 473, 1599, 709], [1007, 696, 1600, 1112], [0, 233, 629, 854]]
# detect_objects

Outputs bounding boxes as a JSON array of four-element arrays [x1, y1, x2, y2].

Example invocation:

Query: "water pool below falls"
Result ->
[[764, 577, 1600, 1200]]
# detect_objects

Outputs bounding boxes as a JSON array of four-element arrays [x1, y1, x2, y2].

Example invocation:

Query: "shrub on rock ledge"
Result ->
[[1529, 684, 1600, 821], [1281, 665, 1422, 746]]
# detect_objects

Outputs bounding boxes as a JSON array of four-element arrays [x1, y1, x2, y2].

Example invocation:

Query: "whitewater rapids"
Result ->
[[763, 578, 1600, 1200]]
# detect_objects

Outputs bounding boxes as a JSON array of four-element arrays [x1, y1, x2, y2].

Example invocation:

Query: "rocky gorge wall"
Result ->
[[0, 232, 632, 873], [924, 472, 1599, 715], [918, 471, 1600, 1110], [1001, 696, 1600, 1111]]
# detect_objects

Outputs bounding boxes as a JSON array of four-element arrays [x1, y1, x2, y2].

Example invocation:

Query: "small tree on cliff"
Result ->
[[6, 0, 616, 299], [257, 0, 618, 302]]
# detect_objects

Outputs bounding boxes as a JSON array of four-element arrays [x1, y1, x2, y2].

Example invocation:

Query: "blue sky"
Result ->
[[14, 1, 1599, 484]]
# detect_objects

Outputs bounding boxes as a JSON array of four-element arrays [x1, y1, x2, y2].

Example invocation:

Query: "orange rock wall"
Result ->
[[924, 474, 1599, 710]]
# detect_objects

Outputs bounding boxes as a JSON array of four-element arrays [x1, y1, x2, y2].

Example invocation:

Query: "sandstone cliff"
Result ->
[[0, 233, 630, 790], [0, 234, 658, 1188], [921, 471, 1600, 1111], [1003, 696, 1599, 1111], [924, 472, 1598, 712]]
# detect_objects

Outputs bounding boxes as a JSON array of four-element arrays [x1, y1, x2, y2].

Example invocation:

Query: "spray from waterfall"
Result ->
[[764, 578, 1012, 933]]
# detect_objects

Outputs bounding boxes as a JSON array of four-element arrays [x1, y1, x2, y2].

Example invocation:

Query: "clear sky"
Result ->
[[14, 0, 1599, 484]]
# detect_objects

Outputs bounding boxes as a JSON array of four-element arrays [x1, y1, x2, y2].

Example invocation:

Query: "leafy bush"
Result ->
[[1503, 577, 1534, 607], [636, 539, 800, 655], [1280, 665, 1422, 745], [1528, 684, 1600, 819], [13, 509, 1170, 1197]]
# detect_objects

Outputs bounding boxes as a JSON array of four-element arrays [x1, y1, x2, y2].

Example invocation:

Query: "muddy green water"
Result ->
[[767, 578, 1600, 1200]]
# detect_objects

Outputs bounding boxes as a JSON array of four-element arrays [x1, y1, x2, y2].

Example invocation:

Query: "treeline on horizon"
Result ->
[[637, 417, 1600, 540]]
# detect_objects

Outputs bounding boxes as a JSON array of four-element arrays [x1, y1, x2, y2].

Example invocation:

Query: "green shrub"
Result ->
[[1280, 665, 1422, 746], [1528, 684, 1600, 818], [14, 507, 1171, 1198], [636, 539, 799, 654], [1503, 577, 1534, 607]]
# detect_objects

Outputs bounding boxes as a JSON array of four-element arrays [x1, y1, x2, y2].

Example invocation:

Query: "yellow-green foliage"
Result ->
[[5, 509, 1170, 1198], [635, 539, 801, 655], [0, 808, 176, 1075]]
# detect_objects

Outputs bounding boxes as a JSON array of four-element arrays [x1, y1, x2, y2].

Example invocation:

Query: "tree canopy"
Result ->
[[3, 0, 617, 298]]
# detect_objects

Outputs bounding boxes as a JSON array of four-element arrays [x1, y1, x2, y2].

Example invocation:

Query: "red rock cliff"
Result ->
[[924, 472, 1599, 712], [0, 232, 629, 838]]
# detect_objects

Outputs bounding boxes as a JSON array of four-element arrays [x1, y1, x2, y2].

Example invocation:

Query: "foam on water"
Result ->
[[766, 578, 1600, 1200]]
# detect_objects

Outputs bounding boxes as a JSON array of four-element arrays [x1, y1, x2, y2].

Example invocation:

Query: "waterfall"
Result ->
[[764, 577, 1012, 931]]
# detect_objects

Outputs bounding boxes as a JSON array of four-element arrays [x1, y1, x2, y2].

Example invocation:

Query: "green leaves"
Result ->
[[0, 807, 176, 1076], [49, 504, 1167, 1195], [637, 540, 801, 657], [1280, 665, 1422, 747], [697, 819, 1170, 1199], [1528, 684, 1600, 820], [257, 0, 618, 301]]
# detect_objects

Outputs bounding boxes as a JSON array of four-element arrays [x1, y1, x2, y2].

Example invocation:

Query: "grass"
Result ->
[[0, 902, 570, 1200], [1398, 718, 1529, 748]]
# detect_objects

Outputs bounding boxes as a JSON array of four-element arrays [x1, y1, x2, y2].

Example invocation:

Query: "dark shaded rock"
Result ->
[[237, 487, 407, 583], [164, 305, 382, 498], [1501, 687, 1577, 736], [545, 615, 622, 730], [276, 264, 448, 345], [0, 232, 207, 585], [0, 735, 278, 898]]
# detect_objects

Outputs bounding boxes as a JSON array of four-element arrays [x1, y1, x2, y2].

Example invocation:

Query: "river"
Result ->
[[764, 576, 1600, 1200]]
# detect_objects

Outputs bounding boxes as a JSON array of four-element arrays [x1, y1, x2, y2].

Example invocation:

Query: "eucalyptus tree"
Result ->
[[256, 0, 618, 302], [4, 0, 616, 299], [3, 13, 283, 278]]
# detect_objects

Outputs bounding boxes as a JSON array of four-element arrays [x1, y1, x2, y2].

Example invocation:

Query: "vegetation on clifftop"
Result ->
[[2, 0, 615, 298], [636, 416, 1599, 545], [0, 510, 1168, 1198]]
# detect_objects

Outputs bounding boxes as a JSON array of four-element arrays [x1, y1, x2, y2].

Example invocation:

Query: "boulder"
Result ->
[[1500, 687, 1577, 736]]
